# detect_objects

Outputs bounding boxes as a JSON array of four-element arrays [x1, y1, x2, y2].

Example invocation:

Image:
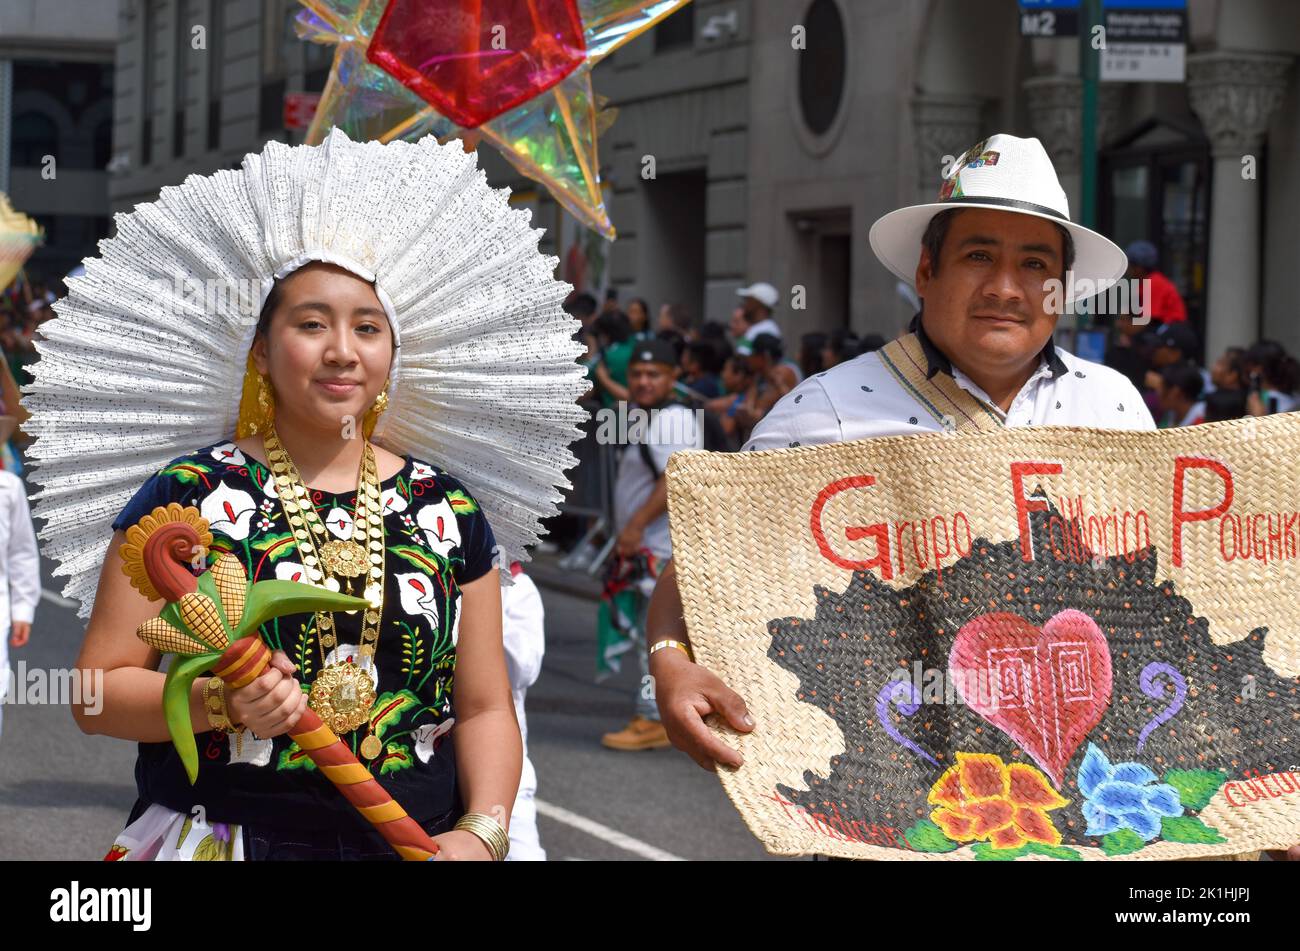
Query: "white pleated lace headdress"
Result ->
[[24, 128, 589, 618]]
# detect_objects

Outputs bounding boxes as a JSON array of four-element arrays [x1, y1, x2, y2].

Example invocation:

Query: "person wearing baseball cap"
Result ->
[[733, 281, 782, 351], [601, 337, 700, 752]]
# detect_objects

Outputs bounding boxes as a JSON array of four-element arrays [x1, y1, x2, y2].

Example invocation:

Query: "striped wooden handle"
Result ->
[[213, 636, 440, 860]]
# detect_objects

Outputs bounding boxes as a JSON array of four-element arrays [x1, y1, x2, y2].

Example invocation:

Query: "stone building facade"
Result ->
[[106, 0, 1299, 358]]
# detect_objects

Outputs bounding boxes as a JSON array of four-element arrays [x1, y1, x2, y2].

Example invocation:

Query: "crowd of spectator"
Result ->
[[568, 281, 884, 450]]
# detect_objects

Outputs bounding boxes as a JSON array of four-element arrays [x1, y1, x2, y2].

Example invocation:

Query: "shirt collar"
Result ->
[[907, 312, 1068, 381]]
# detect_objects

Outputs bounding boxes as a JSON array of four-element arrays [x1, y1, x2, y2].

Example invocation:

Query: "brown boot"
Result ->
[[601, 715, 670, 751]]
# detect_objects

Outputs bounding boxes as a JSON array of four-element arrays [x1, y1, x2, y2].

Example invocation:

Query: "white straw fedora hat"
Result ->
[[869, 133, 1127, 304]]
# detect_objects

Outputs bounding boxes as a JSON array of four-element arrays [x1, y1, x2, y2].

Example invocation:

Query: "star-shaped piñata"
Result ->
[[296, 0, 695, 239]]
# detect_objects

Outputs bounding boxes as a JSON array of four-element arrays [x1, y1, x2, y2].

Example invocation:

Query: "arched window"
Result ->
[[11, 111, 59, 167]]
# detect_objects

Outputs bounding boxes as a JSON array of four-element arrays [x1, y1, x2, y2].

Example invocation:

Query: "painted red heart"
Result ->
[[949, 610, 1112, 787], [366, 0, 588, 129]]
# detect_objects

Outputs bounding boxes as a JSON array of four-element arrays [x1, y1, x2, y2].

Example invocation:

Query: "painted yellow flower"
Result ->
[[928, 752, 1069, 850], [119, 503, 213, 601]]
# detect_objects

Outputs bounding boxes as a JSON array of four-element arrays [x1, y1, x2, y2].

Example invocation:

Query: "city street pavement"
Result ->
[[0, 529, 790, 861]]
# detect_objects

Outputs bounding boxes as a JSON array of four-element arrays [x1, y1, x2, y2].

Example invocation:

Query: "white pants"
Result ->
[[506, 755, 546, 861]]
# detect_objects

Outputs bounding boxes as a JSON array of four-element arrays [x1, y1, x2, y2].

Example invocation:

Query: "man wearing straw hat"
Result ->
[[644, 133, 1298, 859]]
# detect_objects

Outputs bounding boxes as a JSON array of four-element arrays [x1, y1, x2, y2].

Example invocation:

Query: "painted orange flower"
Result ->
[[119, 503, 213, 601], [928, 752, 1069, 850]]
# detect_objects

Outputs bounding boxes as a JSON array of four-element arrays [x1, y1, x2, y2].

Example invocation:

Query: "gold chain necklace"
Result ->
[[263, 427, 387, 754]]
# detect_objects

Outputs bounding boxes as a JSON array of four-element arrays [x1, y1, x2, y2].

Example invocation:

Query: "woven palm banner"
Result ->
[[665, 413, 1300, 860]]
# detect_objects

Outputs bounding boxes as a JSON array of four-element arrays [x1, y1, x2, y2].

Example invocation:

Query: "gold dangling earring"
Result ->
[[256, 374, 275, 432], [372, 383, 389, 416]]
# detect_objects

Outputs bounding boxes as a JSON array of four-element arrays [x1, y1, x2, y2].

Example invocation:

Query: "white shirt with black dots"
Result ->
[[743, 345, 1155, 450]]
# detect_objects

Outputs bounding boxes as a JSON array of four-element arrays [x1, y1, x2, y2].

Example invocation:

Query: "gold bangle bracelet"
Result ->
[[649, 639, 693, 661], [454, 813, 510, 861], [203, 676, 243, 734]]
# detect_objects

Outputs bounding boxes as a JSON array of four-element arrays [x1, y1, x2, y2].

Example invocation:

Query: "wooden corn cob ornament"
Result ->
[[121, 503, 440, 860]]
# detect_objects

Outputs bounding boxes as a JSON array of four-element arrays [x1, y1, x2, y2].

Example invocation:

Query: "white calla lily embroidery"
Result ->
[[395, 571, 440, 629], [273, 561, 308, 584], [200, 482, 257, 541], [210, 443, 246, 467], [413, 718, 455, 764], [415, 498, 459, 559], [324, 506, 354, 540], [381, 486, 407, 515]]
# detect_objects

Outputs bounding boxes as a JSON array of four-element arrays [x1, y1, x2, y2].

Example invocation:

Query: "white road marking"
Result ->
[[535, 799, 684, 861], [41, 588, 78, 609]]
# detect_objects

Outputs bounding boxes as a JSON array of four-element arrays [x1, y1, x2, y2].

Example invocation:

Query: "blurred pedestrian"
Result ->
[[1210, 346, 1246, 393], [706, 354, 758, 446], [1244, 340, 1299, 415], [0, 457, 41, 740], [601, 340, 698, 751], [733, 281, 782, 345], [681, 340, 725, 400], [1203, 388, 1248, 423], [502, 562, 546, 862], [657, 302, 694, 338], [1105, 313, 1153, 391], [800, 332, 828, 379], [1156, 363, 1205, 427], [626, 297, 653, 341], [1125, 240, 1187, 326], [591, 311, 636, 407], [821, 329, 862, 370]]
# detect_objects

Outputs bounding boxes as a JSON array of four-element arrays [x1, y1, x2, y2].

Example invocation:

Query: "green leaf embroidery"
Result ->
[[444, 489, 478, 513], [377, 743, 413, 776], [250, 532, 297, 562], [370, 689, 421, 741], [1159, 816, 1228, 844], [1163, 769, 1229, 811], [294, 620, 316, 680], [902, 819, 959, 853], [277, 743, 318, 772], [161, 461, 212, 485], [398, 622, 426, 680], [390, 544, 447, 575], [1101, 827, 1148, 856]]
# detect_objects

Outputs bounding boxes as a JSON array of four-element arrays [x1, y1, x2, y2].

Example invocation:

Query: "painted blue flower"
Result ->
[[1078, 743, 1183, 840]]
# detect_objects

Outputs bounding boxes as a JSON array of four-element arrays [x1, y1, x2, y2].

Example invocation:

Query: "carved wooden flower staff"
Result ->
[[120, 503, 440, 860]]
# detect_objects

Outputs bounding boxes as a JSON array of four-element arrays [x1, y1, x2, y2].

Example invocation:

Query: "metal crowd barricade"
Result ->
[[556, 399, 619, 575]]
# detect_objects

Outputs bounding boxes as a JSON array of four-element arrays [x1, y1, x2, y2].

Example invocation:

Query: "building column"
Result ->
[[0, 59, 12, 195], [911, 95, 985, 204], [1188, 51, 1293, 357], [1023, 75, 1123, 218]]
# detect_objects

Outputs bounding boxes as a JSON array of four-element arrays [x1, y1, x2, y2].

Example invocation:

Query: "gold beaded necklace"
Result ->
[[263, 427, 387, 756]]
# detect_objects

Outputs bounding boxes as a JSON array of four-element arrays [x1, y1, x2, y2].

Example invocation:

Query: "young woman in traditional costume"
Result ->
[[24, 130, 587, 860]]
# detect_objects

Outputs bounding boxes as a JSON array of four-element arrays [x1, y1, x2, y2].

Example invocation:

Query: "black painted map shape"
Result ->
[[769, 501, 1299, 850]]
